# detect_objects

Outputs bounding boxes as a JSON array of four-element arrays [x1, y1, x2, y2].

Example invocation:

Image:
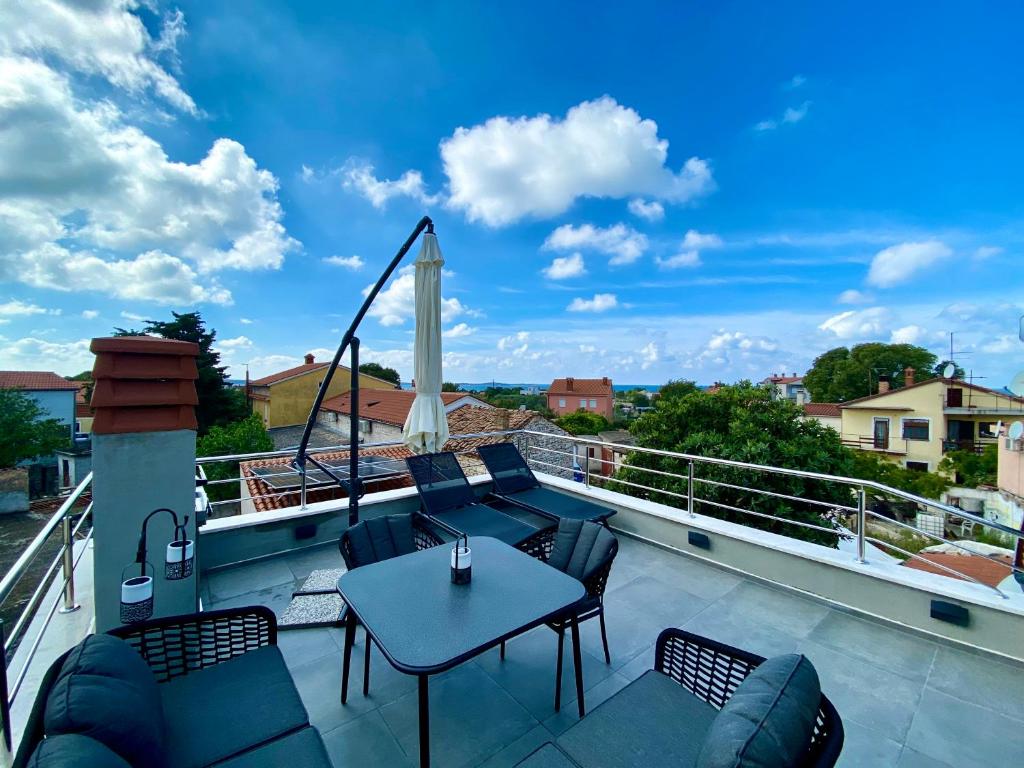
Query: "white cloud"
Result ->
[[247, 354, 300, 379], [120, 311, 146, 322], [579, 344, 597, 353], [0, 336, 93, 375], [324, 255, 365, 270], [300, 164, 315, 182], [973, 245, 1003, 261], [819, 307, 892, 339], [682, 230, 723, 250], [628, 198, 664, 221], [981, 334, 1020, 354], [441, 96, 714, 226], [81, 309, 99, 319], [568, 293, 618, 313], [443, 323, 476, 338], [837, 289, 871, 305], [656, 229, 722, 269], [498, 331, 530, 351], [754, 101, 811, 131], [543, 223, 648, 266], [867, 240, 952, 288], [655, 251, 700, 269], [364, 266, 468, 327], [785, 75, 807, 89], [0, 52, 297, 304], [218, 335, 253, 350], [696, 329, 779, 367], [639, 341, 660, 370], [239, 317, 254, 325], [0, 0, 197, 114], [0, 300, 59, 317], [340, 160, 439, 209], [890, 325, 925, 344], [542, 253, 586, 280]]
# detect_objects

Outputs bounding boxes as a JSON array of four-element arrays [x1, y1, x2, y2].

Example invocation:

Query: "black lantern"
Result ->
[[119, 508, 193, 624]]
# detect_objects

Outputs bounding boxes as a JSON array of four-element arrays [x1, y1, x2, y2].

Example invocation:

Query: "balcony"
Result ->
[[4, 429, 1024, 767]]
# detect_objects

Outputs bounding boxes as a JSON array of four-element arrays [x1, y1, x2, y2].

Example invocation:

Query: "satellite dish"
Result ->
[[942, 363, 956, 379], [1010, 370, 1024, 397], [1010, 421, 1024, 441]]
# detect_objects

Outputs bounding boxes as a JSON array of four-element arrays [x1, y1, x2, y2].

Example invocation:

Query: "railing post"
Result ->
[[584, 444, 591, 490], [57, 513, 80, 614], [299, 467, 307, 510], [856, 487, 867, 564], [687, 460, 695, 518], [0, 619, 11, 758]]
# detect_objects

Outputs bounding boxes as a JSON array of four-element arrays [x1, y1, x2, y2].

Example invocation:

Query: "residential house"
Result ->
[[991, 421, 1024, 535], [762, 373, 809, 404], [596, 429, 636, 477], [248, 353, 397, 428], [546, 377, 614, 419], [74, 383, 94, 438], [802, 402, 842, 432], [318, 389, 491, 444], [837, 368, 1024, 473]]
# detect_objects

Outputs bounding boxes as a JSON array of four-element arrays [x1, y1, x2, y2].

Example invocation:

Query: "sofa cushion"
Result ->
[[558, 670, 718, 767], [44, 635, 164, 768], [696, 654, 821, 768], [210, 727, 331, 768], [160, 646, 309, 768], [546, 519, 616, 583], [27, 734, 133, 768], [345, 514, 417, 567]]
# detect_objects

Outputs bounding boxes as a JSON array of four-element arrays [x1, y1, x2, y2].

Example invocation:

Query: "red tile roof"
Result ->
[[322, 390, 476, 427], [803, 403, 842, 418], [0, 371, 78, 391], [547, 377, 613, 397], [902, 552, 1013, 589], [766, 375, 803, 384], [249, 362, 331, 387], [839, 377, 1024, 407]]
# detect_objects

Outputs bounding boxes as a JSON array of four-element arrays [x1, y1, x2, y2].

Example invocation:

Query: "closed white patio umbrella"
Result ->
[[403, 233, 450, 454]]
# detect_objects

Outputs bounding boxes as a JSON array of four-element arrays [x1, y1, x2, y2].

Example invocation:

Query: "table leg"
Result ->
[[571, 621, 585, 718], [341, 609, 355, 704], [418, 674, 430, 768]]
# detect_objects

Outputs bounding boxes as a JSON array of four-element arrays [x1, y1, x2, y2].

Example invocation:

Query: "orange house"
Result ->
[[546, 377, 614, 420]]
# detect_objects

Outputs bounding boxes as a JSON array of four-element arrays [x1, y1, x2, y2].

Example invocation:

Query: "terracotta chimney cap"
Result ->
[[304, 353, 315, 365], [90, 336, 199, 357]]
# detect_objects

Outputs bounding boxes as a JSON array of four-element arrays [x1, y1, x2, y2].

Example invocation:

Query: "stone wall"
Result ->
[[514, 417, 576, 480]]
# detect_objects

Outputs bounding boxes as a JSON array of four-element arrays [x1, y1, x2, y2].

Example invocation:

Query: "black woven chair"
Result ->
[[338, 514, 443, 696], [477, 442, 615, 524], [405, 451, 552, 549], [654, 628, 844, 767], [501, 518, 618, 711]]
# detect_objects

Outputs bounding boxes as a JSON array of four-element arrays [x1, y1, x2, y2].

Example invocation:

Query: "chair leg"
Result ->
[[554, 627, 565, 712], [500, 640, 506, 660], [363, 629, 372, 696], [598, 609, 611, 664]]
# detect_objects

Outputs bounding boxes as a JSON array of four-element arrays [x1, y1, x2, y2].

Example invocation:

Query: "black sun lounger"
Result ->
[[405, 451, 550, 548], [476, 442, 615, 524]]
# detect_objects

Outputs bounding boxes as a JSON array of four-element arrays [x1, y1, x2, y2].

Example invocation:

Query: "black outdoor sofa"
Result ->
[[517, 628, 844, 767], [406, 451, 554, 554], [477, 443, 615, 524], [14, 606, 330, 768]]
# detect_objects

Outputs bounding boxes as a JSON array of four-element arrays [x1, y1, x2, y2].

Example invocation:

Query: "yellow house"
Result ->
[[248, 353, 398, 429], [839, 367, 1024, 473]]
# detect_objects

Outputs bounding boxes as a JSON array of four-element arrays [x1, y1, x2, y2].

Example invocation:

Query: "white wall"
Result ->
[[25, 390, 75, 438]]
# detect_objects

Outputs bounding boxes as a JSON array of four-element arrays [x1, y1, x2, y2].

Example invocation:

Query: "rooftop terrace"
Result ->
[[203, 532, 1024, 768]]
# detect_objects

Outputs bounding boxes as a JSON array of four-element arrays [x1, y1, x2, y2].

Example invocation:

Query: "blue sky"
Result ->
[[1, 1, 1022, 387]]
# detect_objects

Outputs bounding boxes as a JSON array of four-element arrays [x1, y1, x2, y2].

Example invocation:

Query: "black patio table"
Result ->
[[337, 536, 588, 768]]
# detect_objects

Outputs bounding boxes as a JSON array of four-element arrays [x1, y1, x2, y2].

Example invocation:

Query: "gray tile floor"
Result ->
[[203, 535, 1024, 768]]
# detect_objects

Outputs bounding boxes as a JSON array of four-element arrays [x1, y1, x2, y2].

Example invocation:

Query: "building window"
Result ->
[[901, 418, 930, 441], [979, 422, 997, 438], [589, 399, 597, 408], [947, 388, 963, 407], [580, 399, 587, 408], [906, 461, 929, 472], [558, 398, 566, 408]]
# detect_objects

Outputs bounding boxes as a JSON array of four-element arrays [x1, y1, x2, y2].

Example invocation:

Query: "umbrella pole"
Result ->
[[348, 337, 360, 527]]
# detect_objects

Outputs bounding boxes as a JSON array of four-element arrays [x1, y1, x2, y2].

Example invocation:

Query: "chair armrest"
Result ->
[[108, 605, 277, 683], [654, 628, 764, 710], [515, 524, 557, 562]]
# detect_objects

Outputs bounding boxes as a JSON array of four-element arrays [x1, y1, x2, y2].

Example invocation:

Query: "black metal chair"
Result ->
[[501, 517, 618, 711], [477, 442, 615, 524], [338, 513, 442, 696], [405, 451, 552, 550]]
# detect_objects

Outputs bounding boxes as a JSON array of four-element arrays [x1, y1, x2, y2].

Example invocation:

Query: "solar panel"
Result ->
[[250, 455, 407, 492]]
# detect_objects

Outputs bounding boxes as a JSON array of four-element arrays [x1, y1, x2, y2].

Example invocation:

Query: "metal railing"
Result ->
[[0, 474, 93, 753]]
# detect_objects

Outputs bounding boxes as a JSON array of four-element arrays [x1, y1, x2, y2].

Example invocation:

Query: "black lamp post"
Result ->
[[294, 216, 435, 527], [119, 507, 194, 624]]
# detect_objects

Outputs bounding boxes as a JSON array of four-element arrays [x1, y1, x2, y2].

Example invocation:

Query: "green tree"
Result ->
[[612, 384, 853, 547], [197, 414, 275, 505], [849, 450, 951, 498], [0, 389, 70, 467], [938, 445, 998, 488], [803, 343, 938, 402], [626, 389, 651, 408], [358, 362, 401, 387], [556, 409, 611, 436], [657, 379, 699, 402], [441, 382, 462, 392], [115, 312, 247, 434]]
